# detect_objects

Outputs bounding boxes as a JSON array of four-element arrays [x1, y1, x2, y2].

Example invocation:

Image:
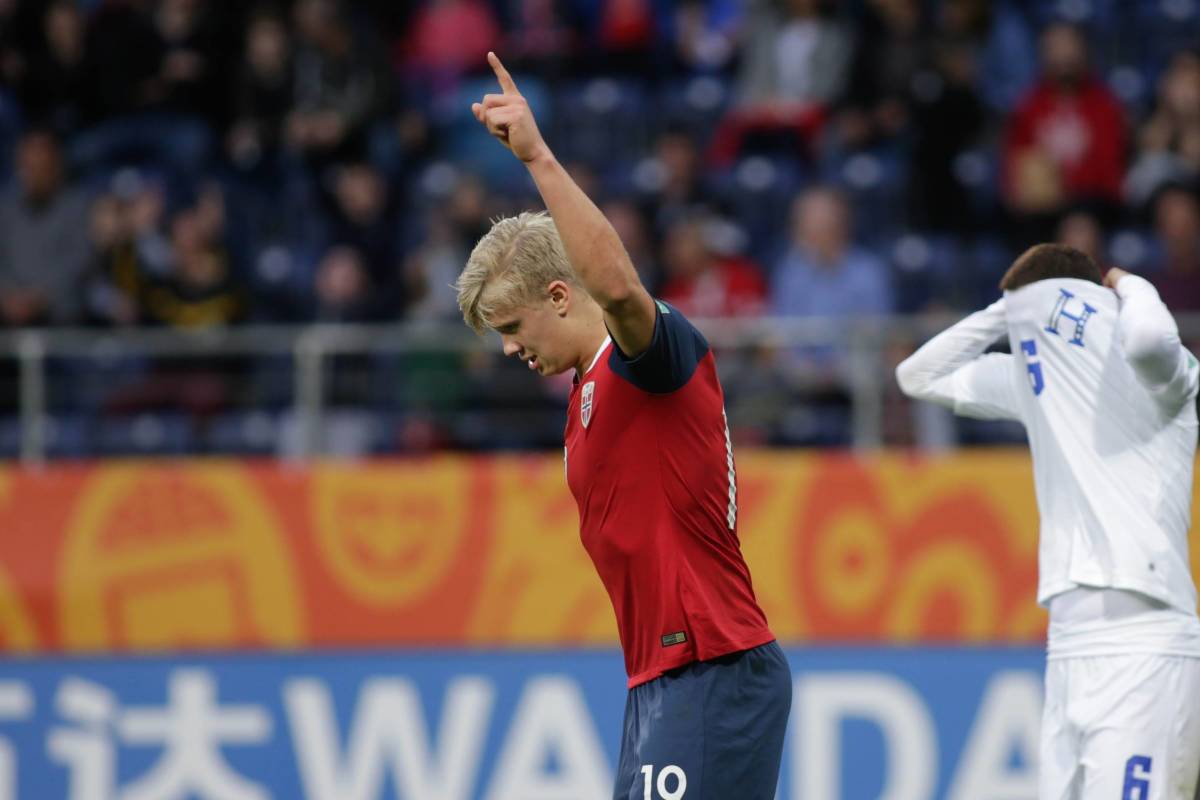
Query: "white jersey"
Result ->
[[896, 276, 1200, 653]]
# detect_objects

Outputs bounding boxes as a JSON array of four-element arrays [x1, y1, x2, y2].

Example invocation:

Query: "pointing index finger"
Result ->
[[488, 51, 519, 96]]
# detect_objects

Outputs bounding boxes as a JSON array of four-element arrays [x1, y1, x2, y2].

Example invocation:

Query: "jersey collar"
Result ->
[[577, 336, 612, 383]]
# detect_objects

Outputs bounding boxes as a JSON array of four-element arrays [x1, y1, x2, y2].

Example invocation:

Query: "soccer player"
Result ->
[[896, 244, 1200, 799], [455, 53, 790, 799]]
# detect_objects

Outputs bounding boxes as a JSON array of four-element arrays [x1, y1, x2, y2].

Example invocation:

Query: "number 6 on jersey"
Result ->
[[1020, 339, 1045, 396]]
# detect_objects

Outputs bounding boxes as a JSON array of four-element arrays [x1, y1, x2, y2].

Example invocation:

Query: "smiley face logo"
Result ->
[[312, 458, 472, 607]]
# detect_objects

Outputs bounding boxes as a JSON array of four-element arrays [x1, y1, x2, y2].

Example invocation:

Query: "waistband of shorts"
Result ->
[[1047, 609, 1200, 659]]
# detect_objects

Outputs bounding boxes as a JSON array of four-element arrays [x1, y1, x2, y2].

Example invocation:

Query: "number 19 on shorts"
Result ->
[[641, 764, 687, 799]]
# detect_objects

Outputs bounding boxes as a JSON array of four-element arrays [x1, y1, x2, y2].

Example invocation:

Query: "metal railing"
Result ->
[[3, 313, 1197, 463]]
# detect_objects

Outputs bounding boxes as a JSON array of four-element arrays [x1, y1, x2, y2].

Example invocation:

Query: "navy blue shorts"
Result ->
[[614, 641, 791, 800]]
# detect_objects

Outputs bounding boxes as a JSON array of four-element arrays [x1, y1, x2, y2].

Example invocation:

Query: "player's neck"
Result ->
[[575, 326, 610, 378]]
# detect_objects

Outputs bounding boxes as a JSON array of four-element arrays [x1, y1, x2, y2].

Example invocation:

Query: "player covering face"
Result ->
[[897, 244, 1200, 800], [455, 54, 791, 800]]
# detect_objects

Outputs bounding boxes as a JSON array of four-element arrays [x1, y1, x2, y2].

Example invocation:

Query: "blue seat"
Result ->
[[439, 75, 552, 185], [716, 156, 806, 258], [92, 413, 195, 456], [205, 411, 282, 455], [48, 354, 152, 413], [655, 77, 733, 139], [821, 146, 910, 244], [889, 233, 967, 313], [1108, 228, 1155, 271], [0, 416, 18, 459], [0, 414, 92, 459], [552, 77, 654, 168]]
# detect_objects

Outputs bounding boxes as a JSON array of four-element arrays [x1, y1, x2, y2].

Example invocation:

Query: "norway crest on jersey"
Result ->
[[581, 381, 595, 428]]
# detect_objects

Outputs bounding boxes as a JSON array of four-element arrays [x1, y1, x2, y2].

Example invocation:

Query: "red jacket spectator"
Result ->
[[405, 0, 499, 77], [1002, 23, 1126, 212], [659, 217, 766, 318]]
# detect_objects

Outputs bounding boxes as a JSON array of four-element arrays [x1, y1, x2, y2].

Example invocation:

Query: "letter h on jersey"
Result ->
[[1044, 289, 1097, 347]]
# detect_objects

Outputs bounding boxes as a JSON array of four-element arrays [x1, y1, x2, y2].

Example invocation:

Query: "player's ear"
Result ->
[[547, 280, 570, 316]]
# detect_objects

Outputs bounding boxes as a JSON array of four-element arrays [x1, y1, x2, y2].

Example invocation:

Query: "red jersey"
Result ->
[[564, 300, 774, 688]]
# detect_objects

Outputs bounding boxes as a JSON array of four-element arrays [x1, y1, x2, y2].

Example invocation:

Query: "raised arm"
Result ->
[[1106, 267, 1198, 405], [472, 52, 656, 357], [895, 298, 1022, 421]]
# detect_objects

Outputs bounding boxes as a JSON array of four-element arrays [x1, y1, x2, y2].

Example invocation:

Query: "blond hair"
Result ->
[[455, 211, 581, 334]]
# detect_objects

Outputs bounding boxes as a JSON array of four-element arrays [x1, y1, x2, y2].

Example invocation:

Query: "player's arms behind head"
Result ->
[[1110, 270, 1195, 403], [896, 300, 1008, 402]]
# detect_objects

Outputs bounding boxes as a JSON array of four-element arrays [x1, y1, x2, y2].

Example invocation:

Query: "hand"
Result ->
[[1103, 266, 1130, 290], [471, 52, 550, 165]]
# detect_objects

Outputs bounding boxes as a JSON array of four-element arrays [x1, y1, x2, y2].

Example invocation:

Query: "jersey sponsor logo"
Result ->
[[660, 631, 687, 647], [581, 381, 595, 428], [1044, 288, 1097, 347]]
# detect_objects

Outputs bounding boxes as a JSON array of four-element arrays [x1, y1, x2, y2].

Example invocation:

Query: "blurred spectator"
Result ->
[[1054, 209, 1107, 268], [0, 129, 90, 326], [736, 0, 849, 109], [141, 189, 243, 329], [328, 163, 398, 268], [836, 0, 926, 151], [707, 0, 839, 164], [82, 194, 141, 326], [288, 0, 388, 163], [659, 215, 766, 318], [0, 0, 22, 88], [324, 161, 402, 315], [1002, 23, 1126, 237], [637, 129, 710, 233], [771, 187, 892, 318], [70, 0, 213, 179], [1148, 185, 1200, 311], [17, 2, 88, 135], [227, 9, 293, 170], [405, 176, 494, 320], [404, 211, 465, 320], [905, 37, 984, 231], [766, 186, 886, 446], [502, 0, 579, 76], [668, 0, 741, 75], [940, 0, 1035, 112], [314, 244, 373, 321], [1126, 50, 1200, 210], [603, 199, 660, 290], [444, 173, 495, 247], [80, 0, 162, 121], [403, 0, 499, 95], [82, 185, 151, 328], [81, 169, 172, 327], [595, 0, 656, 72], [149, 0, 222, 118]]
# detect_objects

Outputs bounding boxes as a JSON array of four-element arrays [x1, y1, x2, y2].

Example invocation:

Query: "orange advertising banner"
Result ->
[[0, 452, 1196, 653]]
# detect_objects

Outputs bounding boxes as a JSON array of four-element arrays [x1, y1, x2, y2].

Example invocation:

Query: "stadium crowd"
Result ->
[[0, 0, 1197, 452]]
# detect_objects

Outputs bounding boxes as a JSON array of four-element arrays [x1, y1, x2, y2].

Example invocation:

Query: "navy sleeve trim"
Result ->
[[608, 300, 710, 394]]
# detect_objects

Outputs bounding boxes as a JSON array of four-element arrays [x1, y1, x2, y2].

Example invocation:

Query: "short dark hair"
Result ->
[[999, 243, 1102, 291]]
